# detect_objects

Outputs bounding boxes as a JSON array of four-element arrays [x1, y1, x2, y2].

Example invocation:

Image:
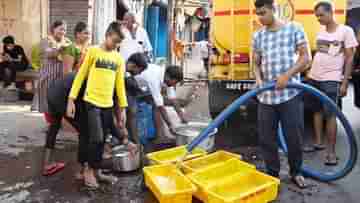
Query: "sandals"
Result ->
[[42, 162, 65, 176], [313, 144, 326, 151], [325, 154, 339, 166], [96, 170, 118, 184], [303, 144, 326, 153], [291, 175, 307, 189]]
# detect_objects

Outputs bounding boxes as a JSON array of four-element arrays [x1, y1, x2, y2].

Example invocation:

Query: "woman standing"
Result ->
[[38, 20, 71, 117], [63, 22, 90, 73]]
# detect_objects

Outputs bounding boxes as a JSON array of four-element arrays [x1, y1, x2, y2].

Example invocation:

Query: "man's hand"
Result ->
[[123, 137, 138, 157], [66, 99, 76, 118], [340, 81, 349, 97], [127, 142, 138, 157], [256, 78, 263, 87], [276, 73, 290, 90], [181, 117, 189, 124], [168, 124, 177, 135], [3, 54, 11, 61]]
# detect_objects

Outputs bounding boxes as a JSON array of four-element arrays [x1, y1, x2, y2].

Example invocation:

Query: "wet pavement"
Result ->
[[0, 84, 359, 203]]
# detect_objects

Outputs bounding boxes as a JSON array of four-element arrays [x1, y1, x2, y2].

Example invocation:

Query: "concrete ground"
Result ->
[[0, 48, 359, 202], [0, 82, 359, 203]]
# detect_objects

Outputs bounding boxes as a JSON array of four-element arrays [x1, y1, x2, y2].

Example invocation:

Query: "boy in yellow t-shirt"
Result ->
[[66, 22, 127, 188]]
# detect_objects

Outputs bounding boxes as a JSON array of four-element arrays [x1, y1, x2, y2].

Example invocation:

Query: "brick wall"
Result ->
[[50, 0, 89, 39]]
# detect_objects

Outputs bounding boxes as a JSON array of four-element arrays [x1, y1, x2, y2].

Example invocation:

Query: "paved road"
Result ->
[[0, 84, 359, 203]]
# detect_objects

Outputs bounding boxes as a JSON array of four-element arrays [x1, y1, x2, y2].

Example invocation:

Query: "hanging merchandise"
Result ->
[[190, 16, 202, 33], [175, 7, 186, 32]]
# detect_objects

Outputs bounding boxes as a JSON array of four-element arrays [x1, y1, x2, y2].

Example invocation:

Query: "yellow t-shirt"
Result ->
[[69, 46, 128, 108]]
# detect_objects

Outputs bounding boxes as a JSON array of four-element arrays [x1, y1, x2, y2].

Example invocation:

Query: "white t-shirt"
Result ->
[[118, 37, 143, 62], [122, 26, 153, 53], [135, 64, 175, 106], [348, 0, 360, 10]]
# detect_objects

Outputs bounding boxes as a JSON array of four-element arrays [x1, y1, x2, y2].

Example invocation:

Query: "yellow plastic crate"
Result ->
[[143, 164, 196, 203], [187, 159, 256, 202], [206, 170, 280, 203], [146, 145, 207, 165], [181, 150, 243, 174]]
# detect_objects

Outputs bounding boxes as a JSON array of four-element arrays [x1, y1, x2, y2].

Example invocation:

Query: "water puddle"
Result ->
[[1, 181, 34, 192], [0, 190, 30, 203]]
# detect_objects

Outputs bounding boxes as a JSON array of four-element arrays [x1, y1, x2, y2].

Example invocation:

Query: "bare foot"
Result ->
[[83, 168, 99, 188]]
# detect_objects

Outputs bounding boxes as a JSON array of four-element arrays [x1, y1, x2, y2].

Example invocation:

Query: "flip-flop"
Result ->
[[313, 144, 326, 151], [302, 146, 316, 153], [42, 162, 65, 176], [325, 155, 339, 166], [291, 175, 308, 189]]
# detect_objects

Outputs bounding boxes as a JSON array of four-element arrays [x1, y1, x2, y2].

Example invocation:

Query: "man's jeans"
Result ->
[[258, 95, 304, 177]]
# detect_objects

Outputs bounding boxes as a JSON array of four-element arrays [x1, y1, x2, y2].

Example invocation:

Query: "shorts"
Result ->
[[307, 79, 340, 117]]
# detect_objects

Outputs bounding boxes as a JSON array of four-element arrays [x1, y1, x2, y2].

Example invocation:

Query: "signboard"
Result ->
[[275, 0, 295, 22]]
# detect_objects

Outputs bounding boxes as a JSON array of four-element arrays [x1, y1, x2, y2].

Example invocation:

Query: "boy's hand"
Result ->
[[181, 116, 189, 124], [117, 109, 126, 129], [66, 99, 76, 118]]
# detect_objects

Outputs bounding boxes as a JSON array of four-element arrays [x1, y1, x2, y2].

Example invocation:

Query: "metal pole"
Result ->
[[167, 0, 175, 65]]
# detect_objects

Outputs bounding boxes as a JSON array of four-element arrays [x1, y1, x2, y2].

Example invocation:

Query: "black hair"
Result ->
[[314, 1, 333, 13], [51, 20, 66, 32], [127, 53, 148, 70], [165, 65, 183, 82], [105, 21, 124, 39], [74, 21, 88, 37], [254, 0, 274, 9], [2, 35, 15, 44]]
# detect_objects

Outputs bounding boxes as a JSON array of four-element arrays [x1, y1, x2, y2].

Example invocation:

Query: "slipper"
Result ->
[[325, 155, 339, 166], [302, 146, 316, 153], [291, 175, 307, 189], [42, 162, 65, 176], [313, 144, 326, 151]]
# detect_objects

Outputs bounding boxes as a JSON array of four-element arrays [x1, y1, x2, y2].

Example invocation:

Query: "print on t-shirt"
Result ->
[[95, 59, 117, 71], [317, 39, 344, 56]]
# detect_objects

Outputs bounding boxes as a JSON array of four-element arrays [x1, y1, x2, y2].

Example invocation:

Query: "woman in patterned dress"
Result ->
[[38, 20, 71, 118], [63, 21, 90, 73]]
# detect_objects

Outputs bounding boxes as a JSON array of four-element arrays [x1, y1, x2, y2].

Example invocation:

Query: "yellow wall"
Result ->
[[0, 0, 48, 58]]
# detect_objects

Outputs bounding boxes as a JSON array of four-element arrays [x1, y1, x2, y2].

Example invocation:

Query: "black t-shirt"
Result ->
[[125, 76, 142, 97], [47, 73, 86, 115], [3, 45, 29, 65]]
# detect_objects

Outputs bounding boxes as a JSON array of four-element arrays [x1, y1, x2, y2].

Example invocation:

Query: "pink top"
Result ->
[[310, 24, 358, 82]]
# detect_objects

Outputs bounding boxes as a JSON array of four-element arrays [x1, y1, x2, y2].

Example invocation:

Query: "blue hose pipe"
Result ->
[[186, 82, 358, 182], [277, 123, 288, 153]]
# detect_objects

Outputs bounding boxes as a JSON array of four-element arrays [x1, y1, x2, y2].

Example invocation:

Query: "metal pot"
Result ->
[[175, 121, 217, 152], [112, 144, 141, 172]]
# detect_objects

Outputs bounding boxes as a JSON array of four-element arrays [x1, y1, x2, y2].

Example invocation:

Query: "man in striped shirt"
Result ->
[[253, 0, 311, 188]]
